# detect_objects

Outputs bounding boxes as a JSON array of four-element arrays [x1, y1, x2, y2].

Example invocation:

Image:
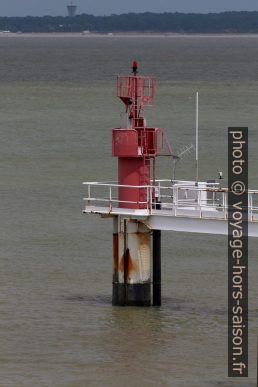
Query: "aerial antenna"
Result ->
[[195, 92, 199, 183], [172, 143, 194, 181]]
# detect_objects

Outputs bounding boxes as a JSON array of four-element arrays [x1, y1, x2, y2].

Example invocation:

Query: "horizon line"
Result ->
[[1, 10, 258, 18]]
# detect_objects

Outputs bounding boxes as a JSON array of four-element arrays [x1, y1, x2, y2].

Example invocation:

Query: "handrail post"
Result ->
[[150, 186, 152, 213], [150, 186, 153, 214], [249, 193, 253, 222], [88, 184, 91, 205], [225, 191, 228, 220], [175, 186, 178, 216], [199, 189, 202, 218], [146, 186, 149, 211], [109, 186, 112, 211], [248, 193, 250, 221]]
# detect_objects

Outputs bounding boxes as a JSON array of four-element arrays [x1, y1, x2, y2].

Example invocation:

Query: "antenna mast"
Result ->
[[196, 92, 199, 183]]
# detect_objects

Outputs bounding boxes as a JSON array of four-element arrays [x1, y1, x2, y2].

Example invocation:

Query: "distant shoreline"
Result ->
[[1, 32, 258, 38], [2, 12, 258, 34]]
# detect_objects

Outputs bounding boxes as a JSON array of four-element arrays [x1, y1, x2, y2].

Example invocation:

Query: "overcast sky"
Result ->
[[1, 0, 258, 17]]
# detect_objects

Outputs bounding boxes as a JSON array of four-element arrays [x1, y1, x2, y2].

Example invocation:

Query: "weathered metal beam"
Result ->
[[153, 229, 161, 306], [148, 215, 258, 237], [84, 208, 258, 237]]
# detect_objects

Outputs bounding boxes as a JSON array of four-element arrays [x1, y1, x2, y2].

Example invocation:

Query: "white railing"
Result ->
[[83, 180, 258, 221]]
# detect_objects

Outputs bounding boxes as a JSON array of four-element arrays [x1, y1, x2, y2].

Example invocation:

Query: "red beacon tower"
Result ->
[[111, 61, 172, 306], [113, 60, 159, 210]]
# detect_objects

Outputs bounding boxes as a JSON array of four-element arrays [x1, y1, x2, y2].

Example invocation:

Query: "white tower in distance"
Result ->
[[67, 1, 77, 17]]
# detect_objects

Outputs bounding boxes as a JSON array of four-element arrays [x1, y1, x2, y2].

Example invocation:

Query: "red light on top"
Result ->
[[132, 60, 138, 74]]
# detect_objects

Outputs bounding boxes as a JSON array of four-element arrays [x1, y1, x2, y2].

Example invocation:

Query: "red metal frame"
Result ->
[[112, 62, 171, 209], [117, 76, 156, 106]]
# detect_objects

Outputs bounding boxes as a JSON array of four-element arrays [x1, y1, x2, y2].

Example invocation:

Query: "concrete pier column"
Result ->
[[112, 218, 151, 306]]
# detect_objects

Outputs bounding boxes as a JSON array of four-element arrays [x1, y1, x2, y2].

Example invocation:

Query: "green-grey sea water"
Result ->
[[0, 34, 257, 386]]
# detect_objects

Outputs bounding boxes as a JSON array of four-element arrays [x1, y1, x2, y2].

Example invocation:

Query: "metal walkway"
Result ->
[[83, 180, 258, 237]]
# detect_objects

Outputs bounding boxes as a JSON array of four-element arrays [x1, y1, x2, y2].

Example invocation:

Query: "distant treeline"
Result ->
[[1, 12, 258, 33]]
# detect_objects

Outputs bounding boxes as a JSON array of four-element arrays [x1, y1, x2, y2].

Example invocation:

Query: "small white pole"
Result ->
[[196, 92, 199, 183]]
